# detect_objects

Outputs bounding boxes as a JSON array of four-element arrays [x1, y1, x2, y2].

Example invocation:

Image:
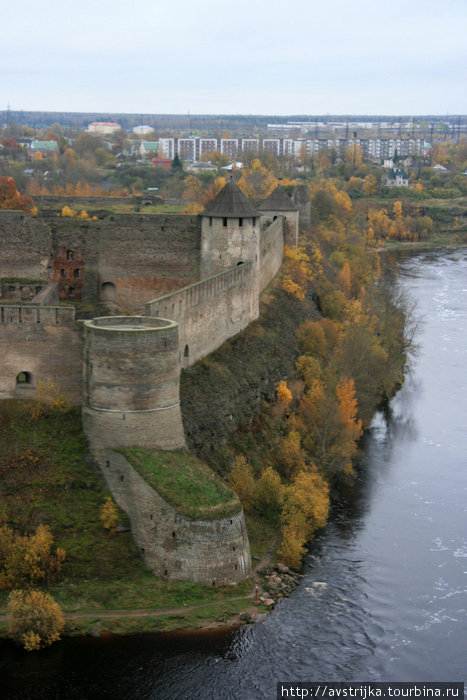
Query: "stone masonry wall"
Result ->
[[86, 214, 202, 312], [145, 262, 256, 368], [0, 212, 52, 281], [99, 449, 251, 584], [259, 217, 284, 292], [82, 316, 185, 450], [0, 305, 83, 403]]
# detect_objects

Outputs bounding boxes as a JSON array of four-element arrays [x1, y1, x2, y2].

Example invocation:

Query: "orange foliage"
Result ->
[[276, 380, 292, 407], [0, 177, 37, 215]]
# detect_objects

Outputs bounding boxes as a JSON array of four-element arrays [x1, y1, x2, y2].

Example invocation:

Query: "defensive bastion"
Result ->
[[0, 182, 308, 584]]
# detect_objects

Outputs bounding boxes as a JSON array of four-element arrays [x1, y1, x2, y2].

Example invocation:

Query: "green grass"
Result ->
[[118, 447, 241, 520], [64, 597, 254, 636], [245, 513, 279, 563], [0, 401, 251, 624]]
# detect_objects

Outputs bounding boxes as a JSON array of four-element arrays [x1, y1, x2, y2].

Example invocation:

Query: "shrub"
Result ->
[[7, 589, 65, 651], [100, 497, 118, 533]]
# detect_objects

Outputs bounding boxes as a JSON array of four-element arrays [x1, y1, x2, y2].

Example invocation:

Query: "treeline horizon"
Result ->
[[2, 111, 465, 131]]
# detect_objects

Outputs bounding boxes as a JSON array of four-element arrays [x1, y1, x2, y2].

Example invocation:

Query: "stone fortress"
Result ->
[[0, 181, 309, 584]]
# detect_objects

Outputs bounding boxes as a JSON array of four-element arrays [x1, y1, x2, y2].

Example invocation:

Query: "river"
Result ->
[[2, 248, 466, 699]]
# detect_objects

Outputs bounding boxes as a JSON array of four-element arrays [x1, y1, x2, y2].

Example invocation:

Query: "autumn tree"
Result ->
[[255, 467, 284, 517], [278, 468, 330, 567], [0, 524, 66, 590], [7, 590, 65, 651], [275, 429, 307, 479], [296, 320, 327, 358], [237, 159, 277, 199], [276, 380, 292, 407], [362, 174, 377, 195], [100, 497, 118, 533], [0, 177, 37, 215], [228, 456, 255, 510]]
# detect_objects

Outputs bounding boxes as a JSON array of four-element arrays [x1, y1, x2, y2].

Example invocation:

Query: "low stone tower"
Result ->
[[258, 184, 299, 247], [200, 180, 261, 279], [82, 316, 186, 452]]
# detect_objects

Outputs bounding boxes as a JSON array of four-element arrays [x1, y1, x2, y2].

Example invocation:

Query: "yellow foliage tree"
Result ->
[[281, 276, 305, 301], [362, 174, 377, 195], [336, 376, 363, 448], [7, 590, 65, 651], [237, 159, 277, 199], [228, 456, 255, 511], [338, 261, 352, 295], [199, 177, 227, 207], [100, 497, 118, 533], [296, 320, 327, 358], [61, 205, 76, 218], [28, 378, 70, 420], [295, 355, 322, 390], [275, 429, 307, 478], [278, 467, 330, 567], [276, 380, 292, 407], [393, 200, 403, 218], [0, 524, 66, 590], [255, 467, 284, 516]]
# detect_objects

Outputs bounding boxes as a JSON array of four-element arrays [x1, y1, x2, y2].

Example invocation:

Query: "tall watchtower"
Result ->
[[200, 180, 261, 280], [258, 184, 299, 247]]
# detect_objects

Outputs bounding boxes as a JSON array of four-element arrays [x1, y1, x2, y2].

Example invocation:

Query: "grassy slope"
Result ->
[[118, 447, 240, 520], [0, 401, 250, 622]]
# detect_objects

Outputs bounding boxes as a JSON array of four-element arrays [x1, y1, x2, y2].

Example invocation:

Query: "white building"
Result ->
[[133, 125, 155, 136], [88, 122, 121, 135]]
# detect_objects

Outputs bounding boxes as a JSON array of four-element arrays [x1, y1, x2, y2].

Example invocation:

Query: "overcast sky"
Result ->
[[2, 0, 466, 115]]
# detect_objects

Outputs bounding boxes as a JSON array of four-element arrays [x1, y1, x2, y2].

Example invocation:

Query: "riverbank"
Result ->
[[3, 186, 455, 645]]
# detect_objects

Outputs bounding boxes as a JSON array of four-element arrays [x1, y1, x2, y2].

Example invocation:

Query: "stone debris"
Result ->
[[255, 564, 304, 609]]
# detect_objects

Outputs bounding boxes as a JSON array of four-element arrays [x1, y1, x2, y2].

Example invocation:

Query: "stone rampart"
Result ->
[[0, 211, 52, 281], [145, 262, 256, 367], [260, 218, 284, 292], [0, 304, 82, 403], [84, 214, 202, 312], [82, 316, 186, 450], [99, 449, 251, 584]]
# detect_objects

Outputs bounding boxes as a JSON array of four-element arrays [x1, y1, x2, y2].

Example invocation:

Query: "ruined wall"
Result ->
[[259, 218, 284, 292], [99, 450, 251, 584], [82, 316, 185, 451], [145, 263, 257, 368], [0, 211, 52, 280], [0, 305, 83, 403]]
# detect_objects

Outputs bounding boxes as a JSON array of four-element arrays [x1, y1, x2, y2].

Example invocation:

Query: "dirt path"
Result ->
[[0, 539, 278, 623]]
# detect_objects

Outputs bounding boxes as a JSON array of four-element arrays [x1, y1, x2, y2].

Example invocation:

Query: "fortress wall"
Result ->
[[48, 220, 88, 300], [0, 305, 82, 403], [259, 218, 284, 292], [88, 214, 202, 312], [82, 316, 185, 450], [145, 262, 256, 367], [0, 211, 52, 280], [99, 449, 251, 584], [292, 184, 311, 228]]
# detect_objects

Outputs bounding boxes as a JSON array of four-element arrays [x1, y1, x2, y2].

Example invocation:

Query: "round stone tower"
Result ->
[[82, 316, 185, 452], [200, 179, 261, 280]]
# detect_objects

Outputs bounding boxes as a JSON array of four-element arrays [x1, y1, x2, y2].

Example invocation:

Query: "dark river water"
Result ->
[[2, 249, 466, 699]]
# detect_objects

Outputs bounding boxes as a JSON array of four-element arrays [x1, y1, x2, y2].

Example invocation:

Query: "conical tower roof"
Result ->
[[258, 184, 298, 212], [201, 180, 260, 218]]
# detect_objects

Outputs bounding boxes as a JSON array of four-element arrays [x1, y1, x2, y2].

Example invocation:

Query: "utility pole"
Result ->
[[353, 131, 357, 172]]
